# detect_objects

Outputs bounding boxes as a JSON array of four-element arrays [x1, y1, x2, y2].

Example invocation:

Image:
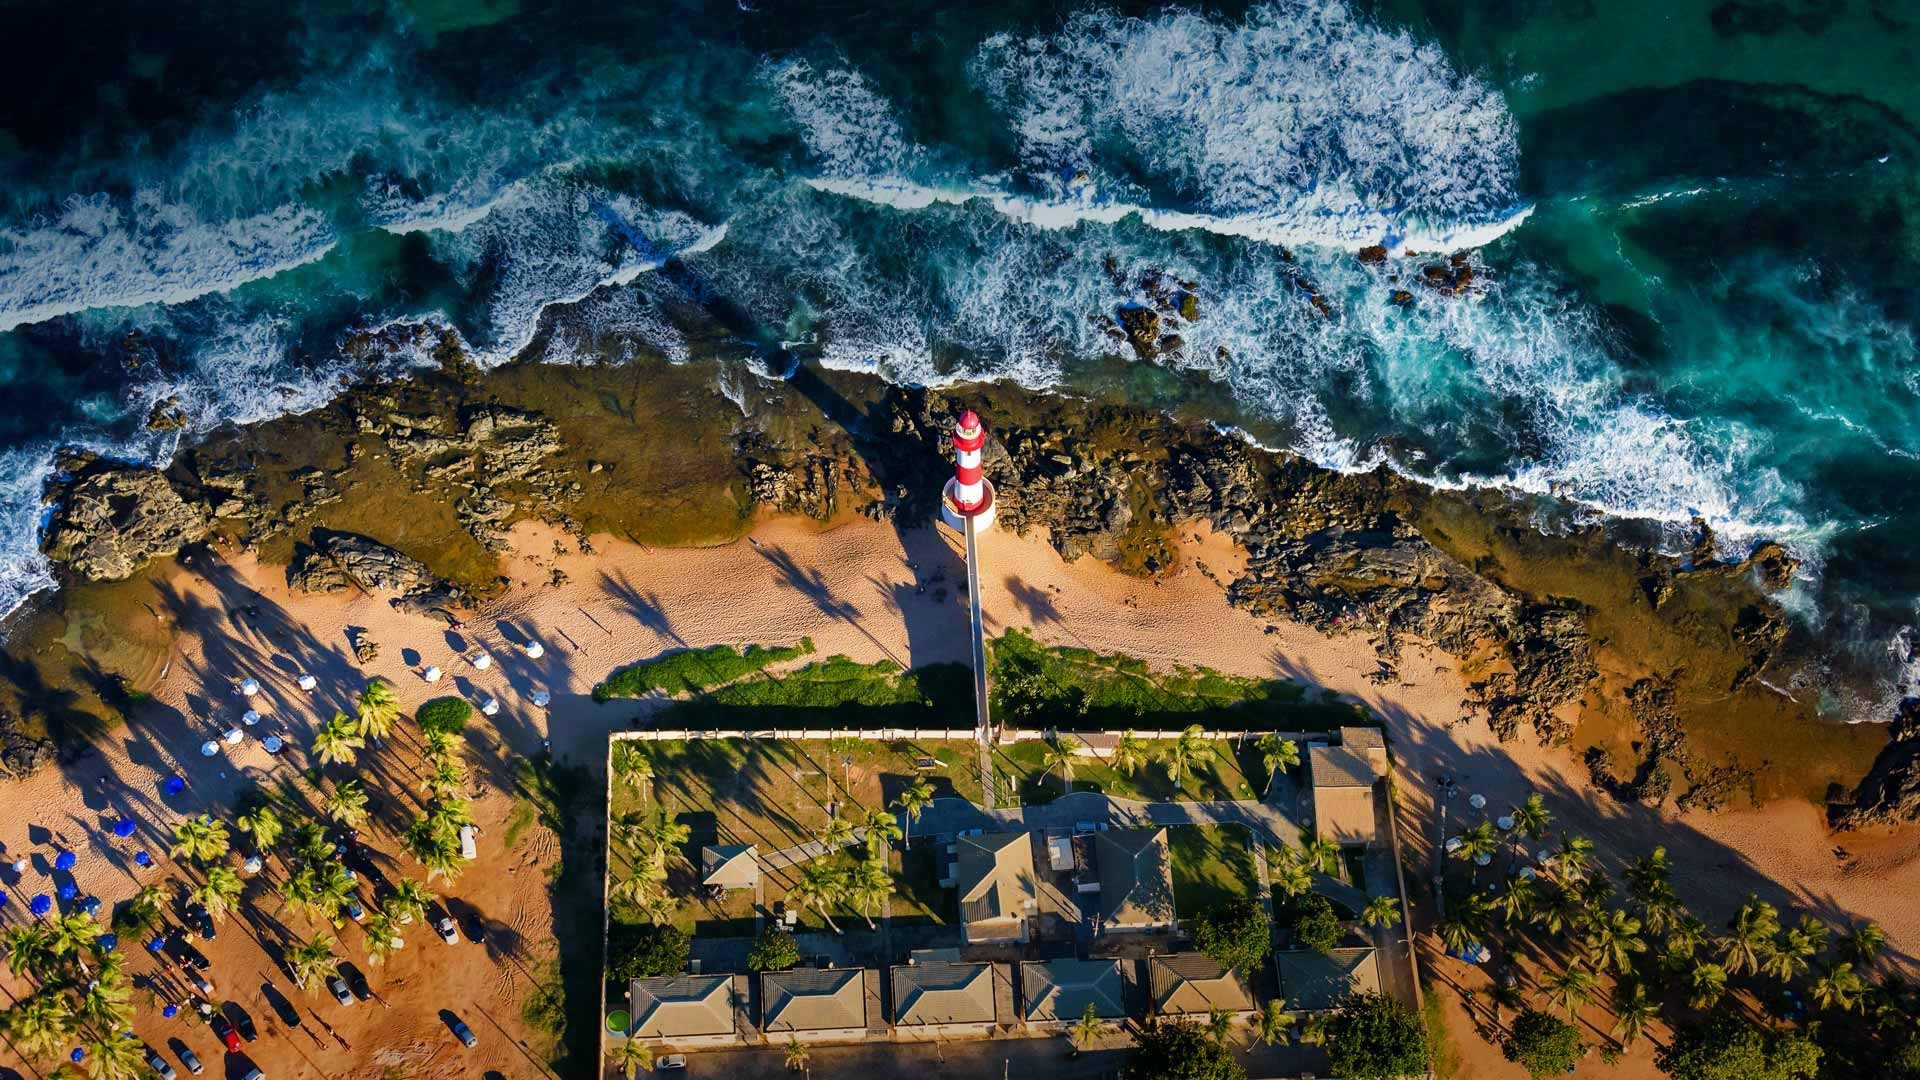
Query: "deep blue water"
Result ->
[[2, 0, 1918, 712]]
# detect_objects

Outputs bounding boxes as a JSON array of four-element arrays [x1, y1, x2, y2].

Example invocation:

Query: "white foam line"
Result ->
[[803, 175, 1532, 254]]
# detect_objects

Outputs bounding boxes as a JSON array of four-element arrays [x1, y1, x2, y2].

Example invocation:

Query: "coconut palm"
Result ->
[[4, 925, 57, 983], [791, 863, 848, 935], [862, 808, 901, 859], [286, 934, 340, 992], [355, 679, 400, 741], [612, 744, 655, 797], [1721, 897, 1780, 976], [1688, 963, 1729, 1010], [362, 913, 403, 965], [3, 992, 76, 1058], [1610, 981, 1659, 1048], [1542, 965, 1599, 1019], [1811, 962, 1866, 1013], [1510, 793, 1552, 842], [783, 1036, 811, 1075], [1548, 835, 1596, 883], [80, 1031, 146, 1080], [324, 780, 371, 828], [170, 815, 231, 864], [615, 1037, 656, 1079], [1584, 908, 1647, 974], [1360, 896, 1402, 929], [891, 777, 935, 846], [235, 805, 285, 853], [847, 859, 890, 930], [1840, 920, 1886, 967], [1250, 998, 1295, 1048], [1040, 736, 1080, 796], [1255, 734, 1299, 779], [1162, 725, 1211, 788], [190, 865, 245, 924], [312, 713, 366, 766]]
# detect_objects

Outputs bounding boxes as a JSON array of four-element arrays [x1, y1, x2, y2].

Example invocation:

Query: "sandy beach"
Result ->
[[0, 512, 1914, 1078]]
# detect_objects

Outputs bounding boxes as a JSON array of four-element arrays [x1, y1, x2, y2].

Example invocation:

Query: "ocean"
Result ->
[[2, 0, 1918, 712]]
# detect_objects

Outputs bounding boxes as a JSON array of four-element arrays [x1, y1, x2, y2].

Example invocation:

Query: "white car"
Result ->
[[435, 916, 460, 944]]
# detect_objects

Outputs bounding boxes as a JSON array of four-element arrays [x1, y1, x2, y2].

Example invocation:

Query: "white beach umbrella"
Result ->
[[238, 678, 262, 698], [422, 666, 443, 684], [199, 741, 219, 757], [241, 710, 261, 727], [296, 674, 318, 692], [523, 641, 544, 659], [531, 690, 551, 708], [480, 697, 500, 716], [471, 653, 492, 670]]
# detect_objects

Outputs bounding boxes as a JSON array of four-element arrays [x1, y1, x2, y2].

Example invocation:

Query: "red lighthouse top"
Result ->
[[953, 410, 985, 451]]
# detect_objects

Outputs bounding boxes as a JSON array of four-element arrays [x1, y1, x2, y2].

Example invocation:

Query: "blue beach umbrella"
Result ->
[[53, 850, 76, 872], [29, 894, 51, 916], [97, 933, 117, 953], [112, 818, 136, 838], [133, 850, 152, 868], [57, 883, 77, 901], [162, 776, 185, 797]]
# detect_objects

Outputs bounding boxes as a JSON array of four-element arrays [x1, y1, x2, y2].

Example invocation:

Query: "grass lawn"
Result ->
[[1169, 824, 1260, 912], [995, 738, 1262, 804]]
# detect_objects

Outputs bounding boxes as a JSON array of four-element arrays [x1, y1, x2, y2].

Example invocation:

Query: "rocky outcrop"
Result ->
[[288, 532, 466, 615], [41, 455, 210, 581]]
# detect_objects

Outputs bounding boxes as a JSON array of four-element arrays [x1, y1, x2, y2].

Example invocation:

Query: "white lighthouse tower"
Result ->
[[940, 410, 996, 532]]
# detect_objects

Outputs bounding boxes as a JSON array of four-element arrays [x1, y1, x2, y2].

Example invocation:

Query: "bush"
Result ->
[[1505, 1010, 1581, 1079], [608, 922, 688, 983], [1291, 893, 1341, 953], [1324, 992, 1429, 1080], [1191, 896, 1272, 974], [415, 697, 472, 735], [748, 929, 801, 972], [1126, 1020, 1247, 1080]]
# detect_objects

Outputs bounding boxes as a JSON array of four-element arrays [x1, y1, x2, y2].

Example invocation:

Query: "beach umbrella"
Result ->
[[242, 709, 261, 726], [531, 690, 551, 707], [57, 883, 77, 901], [199, 741, 219, 757], [98, 933, 117, 953], [471, 653, 492, 670], [163, 776, 186, 797], [53, 850, 76, 872], [223, 727, 244, 745], [29, 894, 50, 916], [263, 735, 284, 754], [162, 1003, 178, 1018], [238, 678, 261, 697], [146, 937, 165, 955], [523, 640, 544, 659], [480, 696, 500, 716], [133, 851, 152, 868], [297, 674, 318, 691], [112, 817, 137, 839], [422, 666, 443, 684]]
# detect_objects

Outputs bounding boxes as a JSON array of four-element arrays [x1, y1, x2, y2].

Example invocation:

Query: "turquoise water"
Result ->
[[2, 0, 1918, 709]]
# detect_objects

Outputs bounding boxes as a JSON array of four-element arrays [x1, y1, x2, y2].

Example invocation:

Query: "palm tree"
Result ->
[[612, 744, 655, 798], [891, 777, 934, 846], [1109, 730, 1149, 776], [324, 780, 372, 828], [4, 925, 57, 983], [190, 866, 245, 924], [1041, 736, 1080, 796], [1721, 897, 1780, 976], [1548, 835, 1596, 883], [1584, 908, 1646, 974], [1687, 963, 1729, 1010], [783, 1036, 811, 1075], [615, 1037, 656, 1079], [861, 808, 901, 859], [1510, 793, 1552, 842], [287, 934, 340, 991], [355, 679, 400, 741], [1163, 725, 1211, 788], [1840, 920, 1886, 967], [313, 713, 366, 766], [1542, 965, 1599, 1019], [1071, 1001, 1108, 1050], [3, 992, 76, 1058], [1206, 1008, 1234, 1046], [791, 863, 847, 934], [1810, 962, 1866, 1012], [1255, 734, 1299, 779], [1360, 896, 1402, 929], [170, 815, 231, 864], [1610, 981, 1659, 1048], [81, 1031, 146, 1080], [362, 913, 403, 965], [846, 859, 890, 930], [1250, 999, 1295, 1048], [235, 805, 285, 853]]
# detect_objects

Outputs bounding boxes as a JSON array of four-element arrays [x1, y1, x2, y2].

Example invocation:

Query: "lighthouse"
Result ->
[[940, 410, 997, 532]]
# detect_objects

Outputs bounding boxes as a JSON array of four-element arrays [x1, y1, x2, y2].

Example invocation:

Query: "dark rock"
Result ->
[[41, 456, 210, 581]]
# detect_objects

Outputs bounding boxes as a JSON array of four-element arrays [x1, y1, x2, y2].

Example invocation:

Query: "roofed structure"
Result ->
[[700, 844, 760, 890], [892, 961, 997, 1027], [955, 832, 1036, 944], [1309, 744, 1377, 847], [1275, 947, 1381, 1011], [1020, 959, 1126, 1023], [1149, 954, 1255, 1017], [1095, 827, 1175, 932], [629, 974, 736, 1040], [761, 968, 867, 1034]]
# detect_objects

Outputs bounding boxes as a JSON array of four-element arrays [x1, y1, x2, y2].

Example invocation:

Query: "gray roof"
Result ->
[[1020, 959, 1126, 1022], [1149, 954, 1254, 1016], [892, 961, 997, 1026], [1310, 745, 1375, 788], [1095, 828, 1175, 928], [1276, 948, 1381, 1011], [956, 833, 1035, 937], [761, 968, 866, 1032], [630, 975, 735, 1038], [701, 844, 760, 889]]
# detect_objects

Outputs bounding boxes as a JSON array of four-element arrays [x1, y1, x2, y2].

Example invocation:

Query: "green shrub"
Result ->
[[416, 697, 473, 734]]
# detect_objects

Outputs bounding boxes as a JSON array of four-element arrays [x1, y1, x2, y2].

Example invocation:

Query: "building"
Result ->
[[1275, 947, 1382, 1012], [1020, 959, 1127, 1028], [1308, 743, 1378, 847], [1094, 828, 1176, 933], [1149, 954, 1256, 1019], [627, 974, 740, 1047], [760, 968, 870, 1043], [1338, 725, 1389, 775], [891, 960, 1000, 1039], [700, 844, 760, 891], [955, 832, 1037, 944]]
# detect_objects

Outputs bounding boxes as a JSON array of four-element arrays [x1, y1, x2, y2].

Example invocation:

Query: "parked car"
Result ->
[[327, 976, 354, 1007], [177, 1046, 204, 1074], [143, 1049, 178, 1080], [451, 1020, 477, 1048], [435, 915, 460, 944], [210, 1016, 241, 1054], [658, 1054, 687, 1070]]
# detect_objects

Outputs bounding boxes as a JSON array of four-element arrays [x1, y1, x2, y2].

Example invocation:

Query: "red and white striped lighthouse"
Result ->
[[940, 409, 997, 532]]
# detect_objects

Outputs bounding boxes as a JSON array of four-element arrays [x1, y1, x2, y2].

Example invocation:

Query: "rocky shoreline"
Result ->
[[5, 348, 1906, 819]]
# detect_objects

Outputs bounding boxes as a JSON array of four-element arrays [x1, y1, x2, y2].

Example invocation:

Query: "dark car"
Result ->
[[339, 963, 372, 1002], [210, 1016, 241, 1054], [185, 903, 216, 941]]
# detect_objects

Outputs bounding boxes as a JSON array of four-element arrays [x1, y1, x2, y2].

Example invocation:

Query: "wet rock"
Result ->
[[41, 455, 210, 581]]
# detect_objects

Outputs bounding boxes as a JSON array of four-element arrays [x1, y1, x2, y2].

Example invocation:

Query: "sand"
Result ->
[[0, 513, 1914, 1079]]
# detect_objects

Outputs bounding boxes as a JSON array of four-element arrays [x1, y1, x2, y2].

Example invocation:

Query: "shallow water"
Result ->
[[1, 0, 1917, 709]]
